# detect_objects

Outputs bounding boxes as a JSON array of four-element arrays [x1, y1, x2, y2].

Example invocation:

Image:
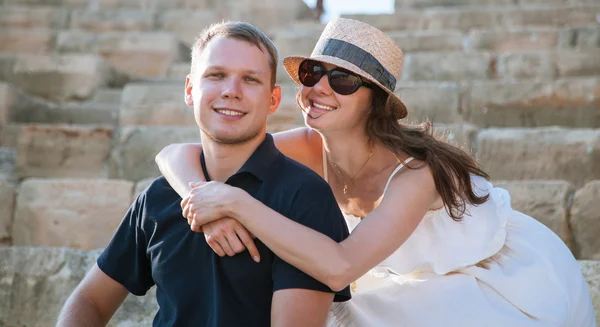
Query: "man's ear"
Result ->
[[185, 75, 194, 107], [268, 85, 282, 115]]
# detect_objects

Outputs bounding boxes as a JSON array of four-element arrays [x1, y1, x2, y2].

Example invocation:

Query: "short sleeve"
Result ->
[[97, 192, 154, 296], [271, 177, 351, 302]]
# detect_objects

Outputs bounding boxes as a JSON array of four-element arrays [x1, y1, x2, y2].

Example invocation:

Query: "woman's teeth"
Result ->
[[312, 102, 336, 111], [216, 109, 244, 116]]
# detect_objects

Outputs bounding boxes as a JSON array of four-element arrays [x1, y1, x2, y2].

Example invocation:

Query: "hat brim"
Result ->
[[283, 55, 408, 120]]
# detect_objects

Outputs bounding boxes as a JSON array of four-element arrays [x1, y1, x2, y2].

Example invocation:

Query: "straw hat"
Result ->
[[283, 18, 407, 119]]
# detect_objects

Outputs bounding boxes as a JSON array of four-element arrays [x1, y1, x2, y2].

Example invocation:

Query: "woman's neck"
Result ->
[[321, 129, 396, 178]]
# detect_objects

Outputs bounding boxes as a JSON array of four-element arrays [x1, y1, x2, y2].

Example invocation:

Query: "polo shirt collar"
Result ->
[[201, 133, 280, 182]]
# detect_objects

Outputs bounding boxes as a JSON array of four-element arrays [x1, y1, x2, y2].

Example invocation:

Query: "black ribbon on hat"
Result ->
[[320, 38, 396, 92]]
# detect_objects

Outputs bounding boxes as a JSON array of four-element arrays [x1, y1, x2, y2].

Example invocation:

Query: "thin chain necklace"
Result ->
[[328, 145, 374, 195]]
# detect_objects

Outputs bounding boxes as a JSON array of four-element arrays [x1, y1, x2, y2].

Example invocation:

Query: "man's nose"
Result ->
[[221, 76, 242, 99]]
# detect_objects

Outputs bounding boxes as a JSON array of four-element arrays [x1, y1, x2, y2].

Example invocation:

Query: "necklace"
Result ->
[[328, 146, 374, 195]]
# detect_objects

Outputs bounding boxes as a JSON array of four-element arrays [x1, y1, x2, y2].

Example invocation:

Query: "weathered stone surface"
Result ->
[[497, 49, 600, 80], [402, 52, 492, 81], [15, 124, 113, 179], [579, 260, 600, 325], [388, 30, 463, 52], [219, 0, 313, 36], [93, 32, 179, 78], [559, 24, 600, 49], [273, 83, 303, 126], [120, 83, 193, 126], [343, 12, 426, 31], [156, 10, 222, 46], [0, 125, 20, 149], [396, 0, 511, 8], [0, 83, 17, 124], [396, 81, 463, 124], [0, 147, 16, 183], [0, 28, 55, 53], [274, 29, 321, 58], [426, 4, 600, 31], [70, 9, 154, 33], [434, 123, 478, 151], [0, 180, 15, 245], [0, 6, 69, 29], [9, 54, 109, 101], [501, 4, 600, 28], [168, 62, 190, 80], [465, 27, 559, 52], [476, 127, 600, 187], [572, 181, 600, 260], [494, 180, 574, 250], [95, 0, 214, 10], [110, 126, 200, 181], [3, 0, 88, 6], [467, 77, 600, 128], [12, 179, 133, 249], [0, 247, 157, 327], [54, 30, 97, 53]]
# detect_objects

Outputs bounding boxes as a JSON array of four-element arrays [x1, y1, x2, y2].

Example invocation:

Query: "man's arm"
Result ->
[[271, 289, 333, 327], [57, 264, 129, 327]]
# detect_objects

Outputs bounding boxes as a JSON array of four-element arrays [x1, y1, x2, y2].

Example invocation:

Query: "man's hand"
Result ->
[[201, 218, 261, 263]]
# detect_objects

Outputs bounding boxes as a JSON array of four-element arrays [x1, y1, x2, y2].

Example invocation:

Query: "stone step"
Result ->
[[0, 5, 70, 29], [273, 24, 599, 57], [0, 246, 158, 326], [475, 127, 600, 187], [0, 28, 56, 53], [69, 8, 155, 33], [2, 124, 113, 179], [2, 0, 213, 9], [156, 9, 224, 46], [401, 49, 600, 81], [55, 31, 181, 78], [345, 3, 600, 32], [395, 0, 595, 9], [12, 178, 134, 249], [0, 82, 121, 126], [0, 53, 111, 101]]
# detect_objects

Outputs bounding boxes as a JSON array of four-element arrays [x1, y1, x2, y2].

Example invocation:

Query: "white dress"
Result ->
[[323, 154, 596, 327]]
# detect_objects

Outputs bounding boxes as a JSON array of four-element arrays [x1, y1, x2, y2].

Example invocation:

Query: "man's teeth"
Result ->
[[216, 109, 244, 116], [312, 102, 336, 111]]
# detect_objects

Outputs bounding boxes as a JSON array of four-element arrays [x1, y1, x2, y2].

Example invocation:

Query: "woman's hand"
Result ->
[[181, 181, 261, 262]]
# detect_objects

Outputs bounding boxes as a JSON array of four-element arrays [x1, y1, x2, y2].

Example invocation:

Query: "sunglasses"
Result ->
[[298, 59, 373, 95]]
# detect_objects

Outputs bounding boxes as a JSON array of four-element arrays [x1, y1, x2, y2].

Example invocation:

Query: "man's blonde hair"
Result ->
[[190, 21, 279, 87]]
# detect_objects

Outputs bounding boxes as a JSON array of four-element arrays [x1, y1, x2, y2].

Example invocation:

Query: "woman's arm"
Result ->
[[155, 127, 319, 198], [186, 166, 439, 291], [155, 142, 204, 198]]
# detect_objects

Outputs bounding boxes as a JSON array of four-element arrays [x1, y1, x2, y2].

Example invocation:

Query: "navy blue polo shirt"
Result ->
[[97, 133, 351, 327]]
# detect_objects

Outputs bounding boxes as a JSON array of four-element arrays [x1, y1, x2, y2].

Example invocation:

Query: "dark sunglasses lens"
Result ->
[[330, 69, 361, 95], [298, 60, 323, 87]]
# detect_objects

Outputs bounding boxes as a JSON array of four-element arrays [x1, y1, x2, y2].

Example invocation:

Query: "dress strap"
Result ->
[[383, 157, 415, 194], [322, 144, 328, 182]]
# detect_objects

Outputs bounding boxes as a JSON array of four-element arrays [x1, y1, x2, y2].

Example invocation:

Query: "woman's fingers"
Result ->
[[205, 234, 226, 257], [236, 227, 260, 262]]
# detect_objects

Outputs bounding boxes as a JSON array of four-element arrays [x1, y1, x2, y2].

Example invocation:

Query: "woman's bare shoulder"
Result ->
[[273, 127, 323, 174]]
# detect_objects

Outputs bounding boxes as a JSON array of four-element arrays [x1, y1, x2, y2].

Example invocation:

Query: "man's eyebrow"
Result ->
[[204, 66, 266, 77]]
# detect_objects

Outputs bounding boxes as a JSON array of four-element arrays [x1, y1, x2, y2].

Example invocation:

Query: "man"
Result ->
[[57, 21, 350, 326]]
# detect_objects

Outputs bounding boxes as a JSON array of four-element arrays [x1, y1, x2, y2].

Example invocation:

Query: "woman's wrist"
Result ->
[[228, 188, 256, 224]]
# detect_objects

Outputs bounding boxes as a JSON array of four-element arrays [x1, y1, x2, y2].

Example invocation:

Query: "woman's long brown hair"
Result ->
[[367, 87, 490, 221]]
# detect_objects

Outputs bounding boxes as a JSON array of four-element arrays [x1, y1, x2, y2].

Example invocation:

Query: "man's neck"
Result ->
[[200, 132, 266, 182]]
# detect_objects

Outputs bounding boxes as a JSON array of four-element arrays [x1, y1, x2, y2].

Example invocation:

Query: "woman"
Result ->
[[156, 18, 595, 326]]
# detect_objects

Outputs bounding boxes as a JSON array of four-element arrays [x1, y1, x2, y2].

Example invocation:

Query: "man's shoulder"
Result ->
[[135, 176, 180, 206], [275, 154, 329, 190]]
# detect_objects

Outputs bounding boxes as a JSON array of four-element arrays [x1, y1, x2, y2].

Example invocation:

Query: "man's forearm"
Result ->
[[56, 293, 108, 327]]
